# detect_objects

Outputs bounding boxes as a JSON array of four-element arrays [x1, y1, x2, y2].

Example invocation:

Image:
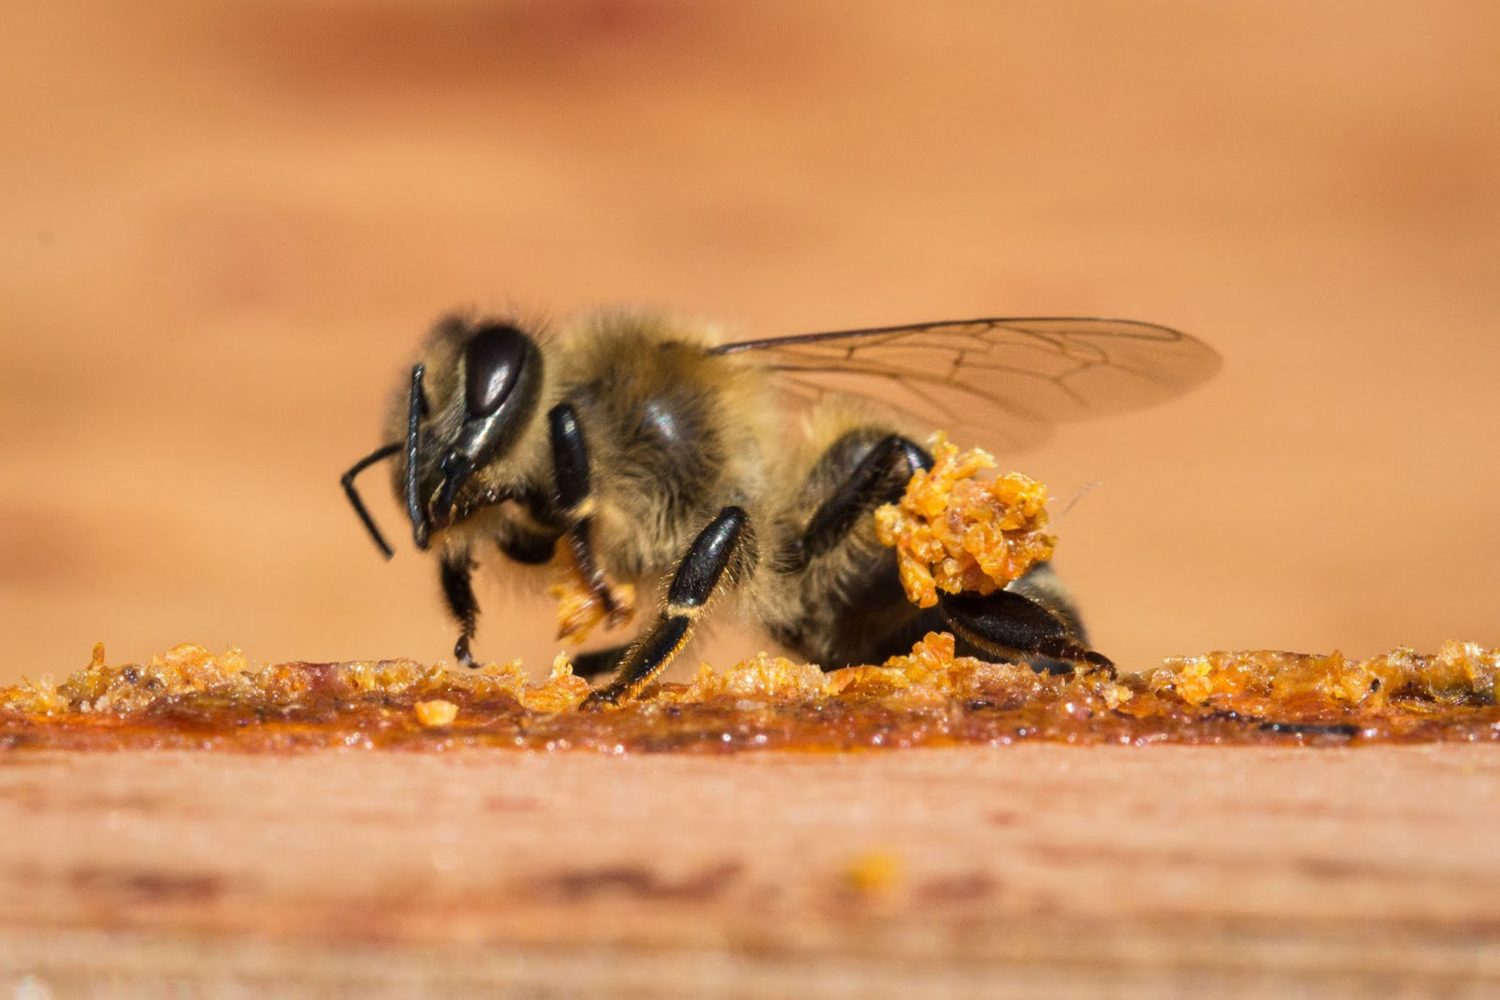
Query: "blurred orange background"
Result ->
[[2, 1, 1496, 683]]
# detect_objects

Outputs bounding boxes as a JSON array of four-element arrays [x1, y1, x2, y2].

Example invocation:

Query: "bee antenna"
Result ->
[[405, 364, 432, 550], [339, 442, 401, 560]]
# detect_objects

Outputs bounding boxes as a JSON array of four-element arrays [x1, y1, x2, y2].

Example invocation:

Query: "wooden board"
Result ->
[[4, 2, 1500, 681], [1, 745, 1496, 997]]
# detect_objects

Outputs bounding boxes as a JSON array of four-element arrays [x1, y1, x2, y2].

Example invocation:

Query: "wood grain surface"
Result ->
[[1, 745, 1496, 997], [2, 1, 1499, 681]]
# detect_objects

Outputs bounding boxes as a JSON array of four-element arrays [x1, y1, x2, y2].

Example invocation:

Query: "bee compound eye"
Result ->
[[464, 324, 531, 418]]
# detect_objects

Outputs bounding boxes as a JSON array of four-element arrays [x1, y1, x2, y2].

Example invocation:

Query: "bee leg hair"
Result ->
[[586, 506, 755, 706], [939, 589, 1115, 678], [440, 551, 480, 668], [549, 402, 626, 627], [785, 434, 932, 571]]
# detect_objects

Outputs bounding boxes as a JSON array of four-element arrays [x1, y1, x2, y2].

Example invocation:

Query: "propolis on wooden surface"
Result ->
[[1, 637, 1496, 751], [0, 640, 1497, 996]]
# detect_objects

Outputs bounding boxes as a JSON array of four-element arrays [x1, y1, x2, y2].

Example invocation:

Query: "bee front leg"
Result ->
[[586, 506, 755, 706], [549, 403, 628, 628], [440, 551, 480, 667], [938, 589, 1115, 677]]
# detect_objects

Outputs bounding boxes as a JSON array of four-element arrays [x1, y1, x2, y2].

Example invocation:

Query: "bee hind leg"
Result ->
[[772, 428, 1108, 676], [585, 506, 756, 706], [782, 433, 932, 573], [939, 585, 1115, 678]]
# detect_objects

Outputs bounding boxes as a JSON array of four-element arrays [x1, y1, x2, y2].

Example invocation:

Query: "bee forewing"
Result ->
[[714, 318, 1220, 453]]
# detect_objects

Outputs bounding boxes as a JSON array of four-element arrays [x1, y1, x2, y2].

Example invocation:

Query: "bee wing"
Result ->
[[712, 317, 1220, 451]]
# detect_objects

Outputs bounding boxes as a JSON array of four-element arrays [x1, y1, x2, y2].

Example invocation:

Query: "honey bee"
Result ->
[[341, 310, 1218, 703]]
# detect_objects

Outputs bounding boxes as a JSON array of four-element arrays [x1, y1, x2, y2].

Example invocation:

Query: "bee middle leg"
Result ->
[[549, 402, 629, 628], [571, 644, 630, 678], [586, 506, 757, 706]]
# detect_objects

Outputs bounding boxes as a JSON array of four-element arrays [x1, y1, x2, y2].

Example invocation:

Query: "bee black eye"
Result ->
[[465, 324, 530, 418]]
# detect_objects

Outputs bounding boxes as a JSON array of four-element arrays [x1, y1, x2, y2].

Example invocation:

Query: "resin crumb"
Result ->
[[414, 700, 459, 727], [842, 851, 904, 897], [547, 553, 637, 645]]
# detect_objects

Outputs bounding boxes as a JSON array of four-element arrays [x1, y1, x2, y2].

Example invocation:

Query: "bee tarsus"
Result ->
[[571, 644, 631, 679], [939, 589, 1116, 679], [440, 553, 479, 668]]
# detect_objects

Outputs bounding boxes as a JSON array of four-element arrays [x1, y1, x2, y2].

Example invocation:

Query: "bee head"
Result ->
[[403, 318, 545, 549]]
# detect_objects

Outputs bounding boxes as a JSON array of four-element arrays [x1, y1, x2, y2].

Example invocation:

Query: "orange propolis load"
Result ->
[[874, 433, 1054, 607]]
